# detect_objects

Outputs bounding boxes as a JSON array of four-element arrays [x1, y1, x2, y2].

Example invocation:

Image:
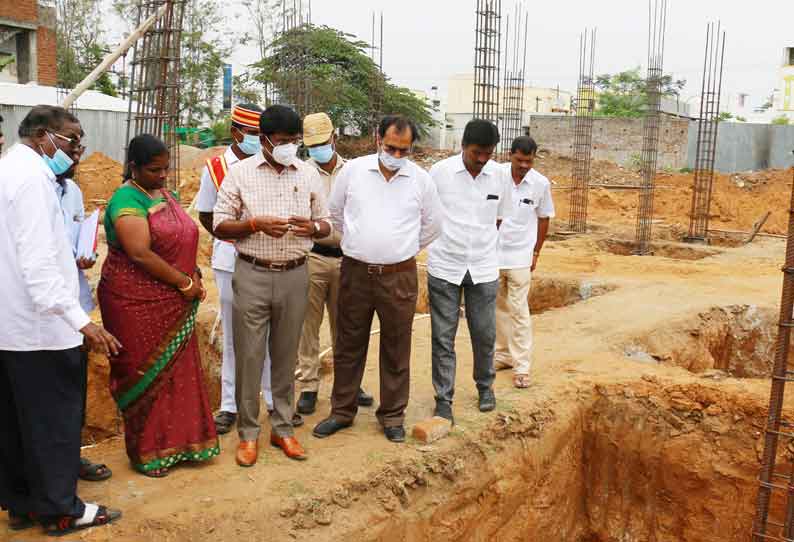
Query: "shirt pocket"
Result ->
[[478, 195, 501, 225]]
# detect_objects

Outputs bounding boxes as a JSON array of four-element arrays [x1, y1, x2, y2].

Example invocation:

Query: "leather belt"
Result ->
[[311, 243, 343, 259], [344, 256, 415, 275], [238, 253, 306, 271]]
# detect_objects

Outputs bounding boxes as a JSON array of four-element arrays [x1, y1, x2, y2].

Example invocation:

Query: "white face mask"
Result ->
[[265, 135, 298, 166], [379, 147, 409, 172]]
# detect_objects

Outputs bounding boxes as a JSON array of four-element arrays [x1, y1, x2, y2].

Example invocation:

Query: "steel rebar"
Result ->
[[685, 22, 726, 244], [568, 27, 597, 233], [634, 0, 668, 255]]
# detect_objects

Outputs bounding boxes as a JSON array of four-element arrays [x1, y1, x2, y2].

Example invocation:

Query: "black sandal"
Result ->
[[45, 505, 121, 537], [8, 511, 36, 531], [213, 411, 237, 435], [79, 457, 112, 482]]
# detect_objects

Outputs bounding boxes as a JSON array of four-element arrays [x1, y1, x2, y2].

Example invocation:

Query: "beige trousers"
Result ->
[[494, 267, 533, 376], [232, 260, 308, 440], [296, 252, 341, 393]]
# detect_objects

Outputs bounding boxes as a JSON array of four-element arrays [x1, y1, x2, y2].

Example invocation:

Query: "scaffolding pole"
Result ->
[[684, 22, 726, 244], [568, 27, 597, 233], [634, 0, 668, 255]]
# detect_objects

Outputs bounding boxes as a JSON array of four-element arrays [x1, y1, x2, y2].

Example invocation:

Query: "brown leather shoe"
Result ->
[[270, 433, 307, 461], [236, 440, 258, 467]]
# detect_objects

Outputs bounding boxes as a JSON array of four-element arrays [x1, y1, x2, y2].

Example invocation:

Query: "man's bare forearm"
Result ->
[[536, 218, 550, 253], [214, 219, 256, 240]]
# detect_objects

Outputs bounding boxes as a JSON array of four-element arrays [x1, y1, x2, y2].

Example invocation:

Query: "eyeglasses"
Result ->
[[50, 131, 83, 150]]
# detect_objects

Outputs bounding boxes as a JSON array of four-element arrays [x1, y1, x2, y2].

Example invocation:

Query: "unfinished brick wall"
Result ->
[[0, 0, 38, 24], [529, 115, 691, 170], [36, 26, 57, 86]]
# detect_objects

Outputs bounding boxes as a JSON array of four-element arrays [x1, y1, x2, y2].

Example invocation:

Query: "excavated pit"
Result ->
[[597, 238, 723, 260], [362, 383, 762, 542], [416, 267, 617, 314], [624, 304, 786, 378]]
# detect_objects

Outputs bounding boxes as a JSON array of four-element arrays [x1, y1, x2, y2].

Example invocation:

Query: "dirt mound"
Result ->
[[536, 149, 643, 185], [554, 167, 794, 236], [76, 152, 124, 210], [179, 144, 226, 171]]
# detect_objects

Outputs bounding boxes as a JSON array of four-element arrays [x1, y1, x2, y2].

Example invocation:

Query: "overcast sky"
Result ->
[[221, 0, 789, 111]]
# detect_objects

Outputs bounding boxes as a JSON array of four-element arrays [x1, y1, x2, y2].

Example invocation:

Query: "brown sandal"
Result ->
[[513, 374, 531, 389]]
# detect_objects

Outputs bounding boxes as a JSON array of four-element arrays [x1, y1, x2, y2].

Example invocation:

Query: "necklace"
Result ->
[[129, 180, 153, 198]]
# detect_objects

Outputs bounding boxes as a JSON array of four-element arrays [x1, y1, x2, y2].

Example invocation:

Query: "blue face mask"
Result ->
[[308, 143, 335, 164], [237, 133, 262, 156], [41, 132, 74, 176]]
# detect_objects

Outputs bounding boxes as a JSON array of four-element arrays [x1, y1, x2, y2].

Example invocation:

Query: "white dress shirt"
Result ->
[[329, 153, 443, 265], [0, 144, 90, 351], [196, 146, 241, 272], [427, 154, 512, 285], [498, 164, 556, 269], [56, 178, 95, 313]]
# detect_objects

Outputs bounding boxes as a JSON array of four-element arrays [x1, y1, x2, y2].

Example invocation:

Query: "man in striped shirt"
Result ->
[[214, 105, 332, 466]]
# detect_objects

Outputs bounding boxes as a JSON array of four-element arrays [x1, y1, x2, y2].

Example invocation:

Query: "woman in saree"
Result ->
[[98, 134, 219, 477]]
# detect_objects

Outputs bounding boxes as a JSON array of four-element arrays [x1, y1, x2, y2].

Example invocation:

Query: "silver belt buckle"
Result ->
[[367, 264, 384, 275]]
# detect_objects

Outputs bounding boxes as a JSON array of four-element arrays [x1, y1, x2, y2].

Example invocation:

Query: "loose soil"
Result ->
[[6, 148, 793, 541]]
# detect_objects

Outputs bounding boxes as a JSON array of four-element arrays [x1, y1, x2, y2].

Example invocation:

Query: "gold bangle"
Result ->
[[178, 275, 193, 292]]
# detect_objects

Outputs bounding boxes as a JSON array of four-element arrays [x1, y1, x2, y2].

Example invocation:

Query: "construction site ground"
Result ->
[[4, 146, 794, 541]]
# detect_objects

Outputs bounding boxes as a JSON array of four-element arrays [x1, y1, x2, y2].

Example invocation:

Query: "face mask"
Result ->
[[379, 147, 408, 172], [40, 132, 74, 176], [308, 143, 334, 164], [265, 136, 298, 166], [237, 133, 262, 156]]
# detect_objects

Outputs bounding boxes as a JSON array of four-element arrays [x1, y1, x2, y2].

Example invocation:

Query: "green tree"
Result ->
[[717, 111, 733, 122], [252, 24, 435, 135], [594, 67, 685, 118], [55, 0, 118, 95], [772, 115, 790, 126], [111, 0, 235, 124], [180, 0, 234, 126]]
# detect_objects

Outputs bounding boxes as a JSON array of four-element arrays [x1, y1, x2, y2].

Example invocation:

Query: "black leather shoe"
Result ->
[[297, 391, 318, 415], [384, 425, 406, 443], [433, 400, 454, 425], [213, 411, 236, 435], [479, 388, 496, 412], [312, 417, 352, 439], [357, 388, 374, 407]]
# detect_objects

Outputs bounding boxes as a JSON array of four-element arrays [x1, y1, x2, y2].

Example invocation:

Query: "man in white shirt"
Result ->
[[313, 115, 443, 443], [196, 103, 275, 435], [427, 119, 510, 423], [0, 105, 121, 535], [55, 144, 113, 483], [495, 136, 555, 388], [296, 112, 373, 415]]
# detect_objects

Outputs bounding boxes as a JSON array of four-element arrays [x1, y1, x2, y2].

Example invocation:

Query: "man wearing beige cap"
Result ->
[[296, 112, 373, 415]]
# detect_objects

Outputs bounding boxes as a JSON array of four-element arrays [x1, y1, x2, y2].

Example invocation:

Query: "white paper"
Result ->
[[76, 209, 100, 260]]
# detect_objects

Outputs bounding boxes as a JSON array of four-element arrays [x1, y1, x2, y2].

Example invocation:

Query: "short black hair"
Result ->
[[231, 102, 263, 131], [378, 114, 419, 143], [124, 134, 169, 180], [18, 105, 79, 138], [462, 119, 500, 147], [510, 136, 538, 155], [259, 105, 301, 136]]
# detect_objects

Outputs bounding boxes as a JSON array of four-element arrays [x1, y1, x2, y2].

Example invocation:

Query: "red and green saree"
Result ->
[[98, 185, 219, 473]]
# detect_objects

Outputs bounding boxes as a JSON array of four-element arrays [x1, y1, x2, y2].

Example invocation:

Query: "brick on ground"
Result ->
[[412, 417, 452, 444]]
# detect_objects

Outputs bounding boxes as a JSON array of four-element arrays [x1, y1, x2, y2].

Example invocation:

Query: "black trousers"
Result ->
[[0, 347, 85, 518]]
